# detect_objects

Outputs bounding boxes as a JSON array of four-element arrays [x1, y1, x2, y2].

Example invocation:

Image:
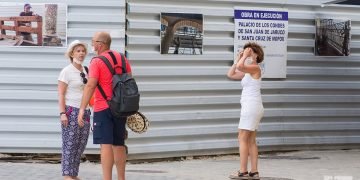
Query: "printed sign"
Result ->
[[234, 8, 288, 78]]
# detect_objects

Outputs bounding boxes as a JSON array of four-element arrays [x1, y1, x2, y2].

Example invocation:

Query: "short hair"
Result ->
[[243, 42, 264, 63], [24, 3, 31, 9], [96, 32, 112, 48]]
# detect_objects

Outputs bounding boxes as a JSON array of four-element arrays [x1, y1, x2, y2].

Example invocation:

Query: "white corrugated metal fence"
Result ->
[[0, 0, 359, 159]]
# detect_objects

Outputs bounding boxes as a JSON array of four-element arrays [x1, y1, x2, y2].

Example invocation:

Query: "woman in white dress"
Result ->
[[227, 42, 264, 179]]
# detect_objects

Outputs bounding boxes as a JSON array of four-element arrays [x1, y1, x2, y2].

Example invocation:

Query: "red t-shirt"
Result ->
[[89, 50, 132, 112]]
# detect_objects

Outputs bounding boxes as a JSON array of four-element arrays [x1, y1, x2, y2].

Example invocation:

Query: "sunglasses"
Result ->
[[80, 72, 88, 84]]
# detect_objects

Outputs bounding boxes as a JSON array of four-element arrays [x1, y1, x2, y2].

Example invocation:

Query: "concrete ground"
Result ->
[[0, 149, 359, 180]]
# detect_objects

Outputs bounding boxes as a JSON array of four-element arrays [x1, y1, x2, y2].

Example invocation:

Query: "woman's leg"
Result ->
[[239, 129, 251, 172], [249, 131, 259, 173], [62, 117, 78, 179], [73, 111, 91, 179]]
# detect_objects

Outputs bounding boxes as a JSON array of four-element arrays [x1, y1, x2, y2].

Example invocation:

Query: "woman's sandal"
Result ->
[[249, 172, 260, 179], [229, 171, 249, 179]]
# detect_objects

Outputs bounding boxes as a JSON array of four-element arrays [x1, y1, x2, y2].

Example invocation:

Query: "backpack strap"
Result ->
[[96, 56, 112, 101], [95, 51, 127, 101], [109, 51, 127, 74], [97, 52, 126, 74], [97, 56, 115, 75], [109, 51, 118, 65], [119, 53, 127, 74]]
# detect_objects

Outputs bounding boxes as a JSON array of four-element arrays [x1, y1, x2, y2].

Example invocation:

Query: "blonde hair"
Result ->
[[65, 40, 88, 62]]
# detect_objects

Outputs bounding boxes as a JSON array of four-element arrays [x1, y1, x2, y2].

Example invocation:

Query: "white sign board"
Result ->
[[234, 8, 288, 78]]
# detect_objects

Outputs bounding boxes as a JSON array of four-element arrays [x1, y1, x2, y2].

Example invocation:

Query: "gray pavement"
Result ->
[[0, 149, 359, 180]]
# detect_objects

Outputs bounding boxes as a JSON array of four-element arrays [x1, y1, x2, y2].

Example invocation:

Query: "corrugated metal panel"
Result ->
[[0, 0, 126, 154], [126, 0, 360, 159], [1, 0, 360, 160]]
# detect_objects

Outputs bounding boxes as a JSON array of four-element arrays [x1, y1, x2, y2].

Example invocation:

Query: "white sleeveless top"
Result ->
[[241, 65, 263, 101]]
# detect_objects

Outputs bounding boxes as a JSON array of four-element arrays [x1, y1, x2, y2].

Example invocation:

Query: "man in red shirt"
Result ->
[[78, 32, 132, 180]]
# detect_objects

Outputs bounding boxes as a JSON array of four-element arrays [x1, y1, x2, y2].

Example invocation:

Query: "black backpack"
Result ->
[[96, 51, 140, 118]]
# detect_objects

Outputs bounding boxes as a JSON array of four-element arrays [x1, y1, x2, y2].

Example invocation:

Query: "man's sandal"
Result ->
[[249, 172, 260, 179], [229, 171, 249, 179]]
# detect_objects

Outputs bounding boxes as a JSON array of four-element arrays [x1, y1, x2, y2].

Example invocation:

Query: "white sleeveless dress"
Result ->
[[238, 72, 264, 131]]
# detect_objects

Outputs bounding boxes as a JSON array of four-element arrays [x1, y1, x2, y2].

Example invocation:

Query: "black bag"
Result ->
[[96, 52, 140, 118]]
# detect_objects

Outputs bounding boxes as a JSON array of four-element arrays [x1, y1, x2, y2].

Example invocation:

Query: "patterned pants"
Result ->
[[61, 106, 91, 176]]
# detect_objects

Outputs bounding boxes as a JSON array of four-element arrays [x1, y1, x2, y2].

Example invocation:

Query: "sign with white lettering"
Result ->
[[234, 8, 288, 78]]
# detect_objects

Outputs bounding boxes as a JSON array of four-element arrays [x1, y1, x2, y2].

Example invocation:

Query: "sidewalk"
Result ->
[[0, 149, 359, 180]]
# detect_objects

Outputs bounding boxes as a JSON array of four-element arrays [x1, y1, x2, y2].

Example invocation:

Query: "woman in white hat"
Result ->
[[58, 40, 91, 180]]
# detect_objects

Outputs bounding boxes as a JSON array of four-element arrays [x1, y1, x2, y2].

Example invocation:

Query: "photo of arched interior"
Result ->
[[160, 13, 203, 55]]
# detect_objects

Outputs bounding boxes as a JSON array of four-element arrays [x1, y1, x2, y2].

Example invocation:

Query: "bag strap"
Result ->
[[109, 51, 118, 65], [97, 56, 115, 75], [96, 51, 127, 101], [96, 56, 112, 101], [97, 52, 127, 75], [84, 66, 89, 74], [119, 53, 127, 74]]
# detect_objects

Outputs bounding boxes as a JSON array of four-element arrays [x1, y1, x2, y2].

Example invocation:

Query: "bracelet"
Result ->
[[59, 112, 66, 116]]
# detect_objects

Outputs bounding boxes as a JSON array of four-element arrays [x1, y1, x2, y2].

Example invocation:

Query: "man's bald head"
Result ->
[[94, 31, 112, 48]]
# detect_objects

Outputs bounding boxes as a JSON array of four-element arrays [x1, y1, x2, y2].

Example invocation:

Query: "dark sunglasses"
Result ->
[[80, 72, 88, 84]]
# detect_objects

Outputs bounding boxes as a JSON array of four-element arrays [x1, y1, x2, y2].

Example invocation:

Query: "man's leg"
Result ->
[[113, 146, 127, 180], [112, 115, 127, 180], [93, 109, 117, 180], [101, 144, 114, 180]]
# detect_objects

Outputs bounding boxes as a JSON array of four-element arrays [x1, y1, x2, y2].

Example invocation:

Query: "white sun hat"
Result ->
[[65, 40, 88, 60]]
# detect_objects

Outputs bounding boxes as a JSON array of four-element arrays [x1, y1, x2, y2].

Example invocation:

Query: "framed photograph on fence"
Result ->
[[315, 18, 351, 56], [0, 2, 67, 47], [160, 13, 203, 55]]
